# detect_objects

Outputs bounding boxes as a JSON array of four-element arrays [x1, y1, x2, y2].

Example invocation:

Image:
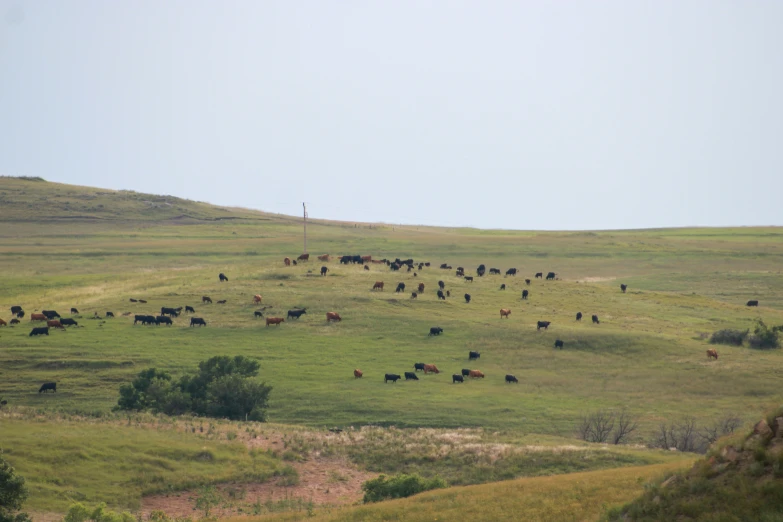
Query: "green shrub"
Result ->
[[361, 473, 447, 503], [0, 452, 31, 522], [747, 320, 780, 350], [63, 503, 134, 522], [709, 329, 748, 346]]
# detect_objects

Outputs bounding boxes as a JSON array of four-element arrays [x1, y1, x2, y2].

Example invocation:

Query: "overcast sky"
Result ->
[[1, 1, 781, 229]]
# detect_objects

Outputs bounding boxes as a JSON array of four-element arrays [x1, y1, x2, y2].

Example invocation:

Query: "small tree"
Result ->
[[747, 320, 780, 349], [0, 452, 31, 522]]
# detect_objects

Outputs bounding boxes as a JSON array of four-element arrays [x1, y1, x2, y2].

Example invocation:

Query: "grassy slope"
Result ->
[[224, 461, 693, 522]]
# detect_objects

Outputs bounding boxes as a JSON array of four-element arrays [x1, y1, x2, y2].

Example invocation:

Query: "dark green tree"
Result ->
[[0, 452, 31, 522], [206, 374, 272, 421]]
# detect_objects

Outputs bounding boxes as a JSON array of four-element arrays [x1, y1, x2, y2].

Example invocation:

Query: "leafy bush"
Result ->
[[0, 452, 31, 522], [63, 503, 134, 522], [709, 329, 748, 346], [747, 320, 780, 350], [361, 473, 446, 503]]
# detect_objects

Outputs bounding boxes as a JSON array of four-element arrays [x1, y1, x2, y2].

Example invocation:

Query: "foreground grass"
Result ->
[[224, 461, 693, 522]]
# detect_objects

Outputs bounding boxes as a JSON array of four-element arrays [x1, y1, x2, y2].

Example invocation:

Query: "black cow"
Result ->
[[60, 318, 78, 326], [453, 374, 464, 383], [340, 255, 352, 264], [139, 299, 147, 304], [439, 263, 449, 269], [129, 298, 138, 302], [464, 293, 471, 303], [70, 308, 79, 314], [42, 310, 60, 319], [411, 292, 418, 299], [321, 266, 328, 276], [747, 300, 759, 307], [389, 263, 400, 271], [469, 351, 480, 360], [414, 363, 426, 371], [500, 284, 506, 290], [505, 374, 518, 384], [404, 372, 419, 381], [352, 255, 363, 264], [384, 373, 401, 383], [219, 273, 228, 282], [546, 272, 556, 280], [254, 311, 263, 318], [525, 279, 531, 285], [38, 382, 56, 393], [105, 311, 114, 318], [576, 312, 582, 321], [438, 280, 445, 290], [11, 306, 22, 315], [535, 272, 543, 278], [489, 268, 501, 275], [592, 315, 600, 324], [30, 327, 49, 337], [620, 284, 627, 293], [425, 262, 431, 267], [537, 321, 551, 330], [464, 276, 473, 282], [522, 290, 529, 300], [16, 311, 24, 318], [506, 268, 517, 276], [142, 315, 157, 325], [554, 339, 564, 349], [365, 265, 371, 271], [396, 282, 406, 293], [10, 318, 20, 325], [446, 290, 450, 297], [287, 309, 307, 319], [190, 317, 207, 327], [477, 264, 486, 277], [456, 267, 465, 276], [185, 306, 195, 313], [461, 368, 471, 376], [437, 290, 445, 300], [156, 316, 173, 326], [161, 307, 180, 317], [429, 327, 443, 336], [134, 314, 146, 325]]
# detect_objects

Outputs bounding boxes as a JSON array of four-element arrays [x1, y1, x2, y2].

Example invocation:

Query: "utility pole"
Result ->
[[303, 202, 308, 254]]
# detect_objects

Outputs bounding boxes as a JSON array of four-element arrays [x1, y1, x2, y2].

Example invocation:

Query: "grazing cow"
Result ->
[[254, 294, 263, 304], [340, 255, 352, 264], [469, 370, 485, 378], [364, 265, 370, 271], [500, 308, 511, 319], [465, 276, 474, 282], [525, 279, 531, 285], [384, 373, 401, 383], [298, 253, 310, 262], [254, 311, 263, 318], [505, 374, 518, 384], [554, 339, 564, 349], [414, 363, 426, 371], [161, 307, 180, 317], [16, 311, 24, 318], [500, 284, 506, 291], [440, 263, 449, 269], [469, 351, 480, 360], [320, 266, 328, 276], [707, 349, 718, 360], [438, 280, 445, 290], [326, 312, 342, 322], [31, 313, 46, 322], [537, 321, 551, 330], [42, 310, 60, 319], [106, 312, 114, 318], [592, 315, 600, 324], [46, 320, 64, 329], [437, 290, 445, 300], [39, 382, 56, 393], [185, 306, 195, 313], [219, 273, 228, 282], [29, 327, 49, 337], [505, 268, 517, 277], [452, 374, 464, 383], [489, 268, 501, 275], [418, 283, 425, 293], [389, 263, 400, 271], [284, 257, 291, 266], [266, 317, 285, 326], [423, 364, 440, 374], [202, 296, 212, 304], [464, 293, 471, 303], [156, 316, 173, 326], [60, 318, 77, 327], [0, 319, 5, 326], [522, 290, 529, 300], [11, 306, 22, 315], [620, 284, 627, 293], [372, 281, 384, 291], [429, 326, 443, 336], [138, 299, 147, 304], [352, 255, 363, 264], [217, 300, 227, 304], [71, 308, 79, 314], [411, 292, 418, 299], [361, 255, 372, 263], [535, 272, 543, 278], [318, 254, 330, 261], [190, 317, 207, 327], [133, 314, 147, 325], [576, 312, 583, 321], [456, 268, 465, 277], [405, 372, 419, 381], [143, 315, 157, 325], [10, 318, 19, 325], [129, 298, 138, 303], [292, 260, 297, 265], [461, 368, 471, 376], [287, 309, 307, 319], [477, 264, 486, 276], [354, 369, 363, 378], [396, 282, 406, 293], [425, 262, 431, 267], [546, 272, 556, 280], [446, 290, 450, 297], [747, 300, 759, 307]]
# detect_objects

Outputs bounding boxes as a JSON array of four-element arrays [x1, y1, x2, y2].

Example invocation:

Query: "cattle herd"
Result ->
[[1, 253, 762, 394]]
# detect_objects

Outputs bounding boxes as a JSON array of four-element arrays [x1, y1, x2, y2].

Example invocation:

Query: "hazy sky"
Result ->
[[1, 1, 781, 229]]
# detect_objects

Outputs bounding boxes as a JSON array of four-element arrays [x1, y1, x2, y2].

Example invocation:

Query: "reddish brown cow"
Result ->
[[361, 255, 372, 263], [318, 254, 330, 261], [284, 257, 291, 266], [326, 312, 342, 322], [46, 320, 64, 329], [265, 317, 285, 326], [372, 281, 384, 291], [0, 318, 6, 326], [297, 253, 310, 261], [500, 308, 511, 319], [423, 364, 440, 374], [31, 313, 46, 322], [354, 369, 363, 378], [371, 259, 385, 264], [418, 283, 425, 293], [469, 370, 485, 378], [706, 349, 718, 360], [253, 294, 262, 304]]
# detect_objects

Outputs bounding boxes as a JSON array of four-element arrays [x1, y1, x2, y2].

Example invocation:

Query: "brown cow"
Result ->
[[297, 253, 310, 261], [469, 370, 485, 378], [31, 313, 46, 322], [326, 311, 342, 322], [253, 295, 262, 304], [418, 283, 425, 293], [202, 296, 212, 304], [0, 319, 6, 326], [372, 281, 384, 291], [423, 364, 440, 374], [500, 308, 511, 319], [706, 349, 718, 360], [265, 317, 285, 326], [361, 255, 372, 263], [47, 320, 64, 329], [318, 254, 330, 261], [371, 259, 385, 264], [284, 257, 291, 266], [354, 369, 363, 378]]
